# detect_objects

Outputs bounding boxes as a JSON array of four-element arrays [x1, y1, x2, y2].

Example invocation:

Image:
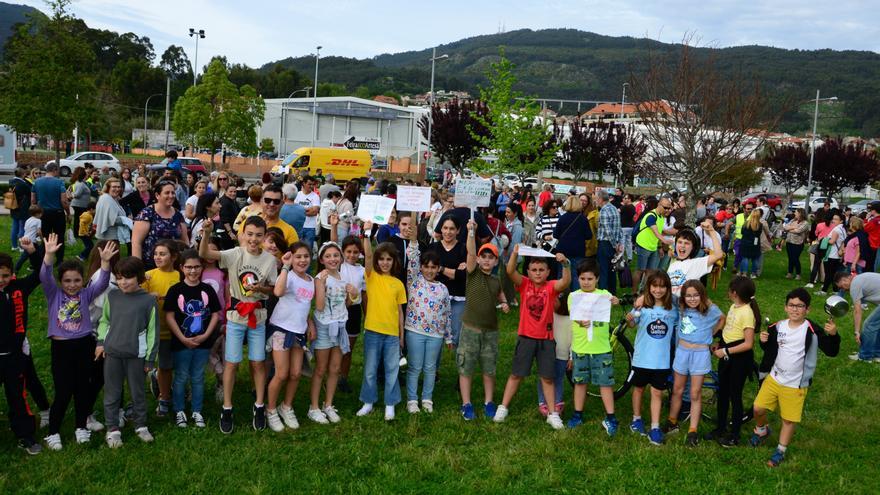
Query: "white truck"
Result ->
[[0, 126, 17, 173]]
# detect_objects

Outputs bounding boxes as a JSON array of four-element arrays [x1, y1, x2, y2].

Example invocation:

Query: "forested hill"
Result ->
[[0, 2, 41, 59], [265, 28, 880, 137]]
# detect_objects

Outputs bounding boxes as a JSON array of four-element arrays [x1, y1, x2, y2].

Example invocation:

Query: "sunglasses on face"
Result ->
[[263, 197, 282, 205]]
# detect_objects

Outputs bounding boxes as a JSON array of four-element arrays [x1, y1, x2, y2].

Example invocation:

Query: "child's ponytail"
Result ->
[[729, 275, 761, 332]]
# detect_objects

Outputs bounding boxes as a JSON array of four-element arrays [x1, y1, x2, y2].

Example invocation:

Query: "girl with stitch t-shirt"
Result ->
[[309, 241, 357, 425], [625, 270, 679, 446], [494, 244, 571, 429], [666, 280, 725, 446], [706, 275, 760, 447], [356, 222, 408, 421], [266, 242, 314, 432]]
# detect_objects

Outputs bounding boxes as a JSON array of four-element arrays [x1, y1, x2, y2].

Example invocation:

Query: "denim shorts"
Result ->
[[672, 346, 712, 376], [313, 319, 342, 350], [636, 245, 660, 271], [571, 352, 615, 386], [225, 320, 266, 363]]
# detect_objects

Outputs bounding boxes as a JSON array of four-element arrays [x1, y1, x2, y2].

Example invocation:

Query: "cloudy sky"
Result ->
[[15, 0, 880, 67]]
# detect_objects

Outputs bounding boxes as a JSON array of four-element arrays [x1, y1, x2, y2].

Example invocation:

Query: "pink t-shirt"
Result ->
[[844, 236, 866, 267], [814, 222, 834, 239]]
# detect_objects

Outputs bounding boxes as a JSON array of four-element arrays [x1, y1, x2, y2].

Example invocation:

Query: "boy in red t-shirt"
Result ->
[[494, 244, 571, 429]]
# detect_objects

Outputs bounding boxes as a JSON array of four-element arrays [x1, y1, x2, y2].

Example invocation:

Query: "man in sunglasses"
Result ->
[[252, 184, 299, 246], [633, 197, 674, 291]]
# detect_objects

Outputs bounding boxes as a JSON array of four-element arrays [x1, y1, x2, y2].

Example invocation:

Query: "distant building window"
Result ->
[[0, 136, 4, 147]]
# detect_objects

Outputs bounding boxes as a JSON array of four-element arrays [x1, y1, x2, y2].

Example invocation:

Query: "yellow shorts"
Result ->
[[753, 375, 808, 423]]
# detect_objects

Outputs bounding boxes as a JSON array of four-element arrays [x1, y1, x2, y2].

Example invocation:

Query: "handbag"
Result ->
[[618, 265, 633, 288]]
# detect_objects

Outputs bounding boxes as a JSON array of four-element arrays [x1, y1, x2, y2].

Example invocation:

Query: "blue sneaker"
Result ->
[[648, 427, 664, 445], [461, 403, 475, 421], [749, 426, 772, 447], [602, 418, 619, 437], [767, 448, 785, 467], [567, 414, 584, 429], [629, 418, 646, 436], [483, 402, 497, 419]]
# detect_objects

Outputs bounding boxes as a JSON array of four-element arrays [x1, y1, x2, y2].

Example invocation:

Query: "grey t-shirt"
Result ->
[[851, 273, 880, 305]]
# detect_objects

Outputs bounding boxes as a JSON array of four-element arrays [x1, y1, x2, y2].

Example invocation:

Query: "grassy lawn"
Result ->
[[0, 215, 877, 494]]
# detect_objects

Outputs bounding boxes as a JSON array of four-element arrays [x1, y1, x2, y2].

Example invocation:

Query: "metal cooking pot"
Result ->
[[824, 295, 850, 318]]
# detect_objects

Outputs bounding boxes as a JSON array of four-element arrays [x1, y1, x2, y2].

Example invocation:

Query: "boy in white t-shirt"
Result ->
[[749, 288, 840, 467], [198, 215, 278, 434], [15, 206, 43, 273], [294, 176, 321, 249]]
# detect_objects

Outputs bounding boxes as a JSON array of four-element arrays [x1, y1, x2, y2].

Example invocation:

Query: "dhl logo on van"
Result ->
[[329, 159, 364, 166]]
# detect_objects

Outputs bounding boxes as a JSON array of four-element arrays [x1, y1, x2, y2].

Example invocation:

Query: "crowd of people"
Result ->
[[1, 162, 866, 469]]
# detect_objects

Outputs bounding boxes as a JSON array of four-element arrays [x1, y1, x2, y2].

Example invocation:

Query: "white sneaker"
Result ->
[[406, 400, 420, 414], [356, 403, 374, 417], [384, 405, 396, 421], [493, 405, 509, 423], [135, 427, 154, 443], [546, 412, 564, 430], [192, 412, 206, 428], [44, 433, 63, 451], [267, 409, 284, 432], [39, 410, 50, 429], [849, 353, 871, 362], [74, 428, 91, 444], [421, 400, 434, 413], [279, 405, 299, 429], [105, 430, 122, 449], [805, 283, 814, 288], [322, 405, 341, 423], [307, 408, 329, 424], [86, 414, 104, 432], [175, 411, 188, 428]]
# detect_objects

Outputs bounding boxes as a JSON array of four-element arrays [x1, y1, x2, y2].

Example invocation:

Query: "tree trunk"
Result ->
[[685, 187, 701, 227]]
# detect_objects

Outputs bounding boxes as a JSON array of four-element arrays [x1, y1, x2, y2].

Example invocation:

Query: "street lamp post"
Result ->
[[143, 93, 163, 155], [189, 28, 205, 86], [620, 82, 629, 119], [425, 48, 449, 169], [280, 87, 312, 155], [805, 91, 838, 214], [311, 46, 322, 147]]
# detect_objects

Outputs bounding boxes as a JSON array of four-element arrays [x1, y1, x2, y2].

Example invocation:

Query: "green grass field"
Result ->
[[0, 217, 878, 494]]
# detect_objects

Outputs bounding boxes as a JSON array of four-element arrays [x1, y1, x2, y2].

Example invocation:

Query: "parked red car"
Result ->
[[740, 193, 783, 212]]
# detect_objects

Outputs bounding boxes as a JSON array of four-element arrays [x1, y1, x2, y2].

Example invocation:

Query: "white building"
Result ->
[[260, 96, 428, 160]]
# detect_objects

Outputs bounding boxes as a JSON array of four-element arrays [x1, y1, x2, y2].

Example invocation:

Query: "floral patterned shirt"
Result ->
[[405, 243, 452, 341], [135, 205, 185, 267]]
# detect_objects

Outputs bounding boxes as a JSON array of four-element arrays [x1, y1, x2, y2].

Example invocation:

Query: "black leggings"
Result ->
[[809, 246, 827, 284], [786, 242, 804, 275], [49, 337, 95, 434], [822, 258, 843, 292], [716, 350, 753, 437], [23, 353, 50, 411]]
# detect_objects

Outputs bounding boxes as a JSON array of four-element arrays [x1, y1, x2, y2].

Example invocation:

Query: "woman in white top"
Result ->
[[819, 212, 847, 294], [184, 179, 208, 223], [335, 181, 359, 240]]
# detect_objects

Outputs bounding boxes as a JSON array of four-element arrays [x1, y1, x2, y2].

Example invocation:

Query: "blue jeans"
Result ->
[[739, 256, 760, 276], [537, 358, 567, 406], [10, 218, 25, 249], [437, 299, 466, 370], [172, 348, 210, 413], [301, 227, 316, 250], [859, 305, 880, 360], [635, 245, 660, 271], [359, 331, 401, 406], [565, 256, 584, 292], [597, 241, 616, 294], [621, 228, 633, 261], [405, 331, 443, 401]]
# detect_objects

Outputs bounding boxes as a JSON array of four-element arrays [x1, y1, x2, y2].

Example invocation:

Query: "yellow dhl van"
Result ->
[[271, 147, 372, 183]]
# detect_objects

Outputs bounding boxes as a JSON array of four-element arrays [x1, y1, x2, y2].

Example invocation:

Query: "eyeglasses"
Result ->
[[219, 177, 229, 181], [263, 197, 282, 205], [786, 303, 807, 310], [182, 265, 203, 271]]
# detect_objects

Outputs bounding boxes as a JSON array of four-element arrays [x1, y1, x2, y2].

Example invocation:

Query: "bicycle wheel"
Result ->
[[587, 326, 634, 400]]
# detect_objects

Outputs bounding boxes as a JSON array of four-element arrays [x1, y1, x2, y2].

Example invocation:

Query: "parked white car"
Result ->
[[47, 152, 120, 177], [849, 199, 878, 215], [788, 196, 839, 212]]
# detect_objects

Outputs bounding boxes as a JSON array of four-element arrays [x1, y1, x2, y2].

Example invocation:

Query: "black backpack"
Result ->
[[632, 210, 657, 244]]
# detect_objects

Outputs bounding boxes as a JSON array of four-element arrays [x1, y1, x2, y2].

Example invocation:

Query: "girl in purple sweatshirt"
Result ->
[[39, 233, 117, 451]]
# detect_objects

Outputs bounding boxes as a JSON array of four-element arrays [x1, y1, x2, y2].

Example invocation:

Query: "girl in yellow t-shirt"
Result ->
[[356, 221, 407, 421], [709, 275, 760, 447], [142, 239, 182, 417]]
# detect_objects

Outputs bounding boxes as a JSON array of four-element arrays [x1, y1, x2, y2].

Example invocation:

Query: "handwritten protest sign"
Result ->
[[569, 291, 613, 323], [454, 179, 492, 209], [356, 194, 396, 225], [395, 186, 432, 212]]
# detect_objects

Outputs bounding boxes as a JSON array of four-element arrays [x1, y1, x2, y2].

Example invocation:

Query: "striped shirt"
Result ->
[[537, 214, 559, 242]]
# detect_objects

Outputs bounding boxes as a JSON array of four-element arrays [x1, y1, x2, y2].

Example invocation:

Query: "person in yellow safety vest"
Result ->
[[633, 197, 674, 291], [733, 202, 755, 273]]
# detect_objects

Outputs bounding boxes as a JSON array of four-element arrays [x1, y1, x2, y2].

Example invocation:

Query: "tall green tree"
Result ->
[[172, 58, 265, 169], [471, 49, 557, 180], [0, 0, 97, 169]]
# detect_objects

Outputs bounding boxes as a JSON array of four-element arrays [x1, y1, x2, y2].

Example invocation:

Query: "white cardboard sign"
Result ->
[[454, 179, 492, 208], [516, 245, 556, 258], [568, 292, 613, 323], [395, 186, 432, 212], [356, 194, 396, 225]]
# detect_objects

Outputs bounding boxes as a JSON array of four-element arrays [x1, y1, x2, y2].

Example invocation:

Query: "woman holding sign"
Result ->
[[428, 216, 469, 362]]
